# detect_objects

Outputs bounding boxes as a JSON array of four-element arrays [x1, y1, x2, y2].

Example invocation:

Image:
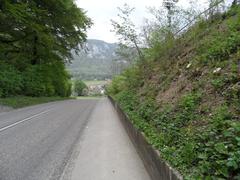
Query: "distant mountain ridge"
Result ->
[[67, 39, 118, 80], [84, 39, 117, 59]]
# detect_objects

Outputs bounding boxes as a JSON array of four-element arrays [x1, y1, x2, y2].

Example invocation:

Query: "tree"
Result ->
[[232, 0, 240, 6], [111, 3, 144, 60], [142, 0, 203, 48], [163, 0, 179, 29], [208, 0, 226, 17], [0, 0, 92, 97], [0, 0, 92, 66], [74, 80, 87, 96]]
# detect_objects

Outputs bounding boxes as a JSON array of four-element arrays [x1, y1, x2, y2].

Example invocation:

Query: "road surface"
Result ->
[[0, 98, 151, 180]]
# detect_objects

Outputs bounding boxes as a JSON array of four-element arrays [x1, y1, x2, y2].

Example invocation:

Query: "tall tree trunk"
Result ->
[[133, 39, 144, 60], [232, 0, 240, 6], [32, 33, 39, 65]]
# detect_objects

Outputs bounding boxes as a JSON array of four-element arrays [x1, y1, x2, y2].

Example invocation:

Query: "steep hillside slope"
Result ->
[[67, 39, 118, 80], [108, 6, 240, 179]]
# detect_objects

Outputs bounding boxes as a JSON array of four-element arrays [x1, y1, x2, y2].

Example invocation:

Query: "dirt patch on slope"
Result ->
[[156, 74, 193, 105]]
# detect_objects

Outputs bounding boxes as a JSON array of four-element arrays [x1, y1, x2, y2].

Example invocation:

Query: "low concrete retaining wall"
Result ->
[[108, 96, 183, 180]]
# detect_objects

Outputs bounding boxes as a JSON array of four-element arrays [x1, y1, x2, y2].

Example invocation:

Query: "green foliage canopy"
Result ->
[[0, 0, 92, 97], [74, 79, 87, 96]]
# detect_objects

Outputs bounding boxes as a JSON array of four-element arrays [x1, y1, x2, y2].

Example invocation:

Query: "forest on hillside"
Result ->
[[0, 0, 91, 98], [108, 0, 240, 179]]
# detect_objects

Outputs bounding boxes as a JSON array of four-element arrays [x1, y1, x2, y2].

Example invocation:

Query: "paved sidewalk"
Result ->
[[62, 98, 151, 180]]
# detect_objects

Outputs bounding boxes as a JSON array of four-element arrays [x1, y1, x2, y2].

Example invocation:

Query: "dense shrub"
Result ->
[[0, 63, 72, 98], [106, 75, 126, 95], [200, 31, 240, 63], [50, 62, 72, 97], [22, 64, 72, 97], [0, 63, 23, 97], [74, 79, 87, 96], [23, 65, 52, 97]]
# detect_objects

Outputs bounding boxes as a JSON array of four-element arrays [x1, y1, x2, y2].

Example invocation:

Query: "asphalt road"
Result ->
[[0, 98, 150, 180]]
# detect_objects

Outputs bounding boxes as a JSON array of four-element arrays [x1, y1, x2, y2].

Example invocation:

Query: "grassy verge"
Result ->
[[84, 80, 107, 86], [0, 96, 75, 109]]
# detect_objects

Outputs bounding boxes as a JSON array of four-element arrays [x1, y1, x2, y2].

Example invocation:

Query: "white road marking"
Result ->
[[0, 109, 52, 132]]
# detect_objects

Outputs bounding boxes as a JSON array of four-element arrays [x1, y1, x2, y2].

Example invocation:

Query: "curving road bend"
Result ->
[[0, 98, 150, 180]]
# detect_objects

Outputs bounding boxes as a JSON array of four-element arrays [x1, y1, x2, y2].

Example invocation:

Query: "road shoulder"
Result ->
[[0, 105, 13, 113]]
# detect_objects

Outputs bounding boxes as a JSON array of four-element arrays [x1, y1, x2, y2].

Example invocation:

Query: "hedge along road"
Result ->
[[0, 98, 151, 180]]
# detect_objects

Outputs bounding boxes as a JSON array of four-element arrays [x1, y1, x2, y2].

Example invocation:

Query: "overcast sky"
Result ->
[[76, 0, 230, 43]]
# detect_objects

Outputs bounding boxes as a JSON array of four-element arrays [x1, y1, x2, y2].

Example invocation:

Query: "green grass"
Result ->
[[84, 80, 108, 86], [0, 96, 75, 109]]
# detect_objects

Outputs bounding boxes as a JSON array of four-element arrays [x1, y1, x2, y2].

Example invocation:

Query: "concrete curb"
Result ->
[[108, 96, 183, 180]]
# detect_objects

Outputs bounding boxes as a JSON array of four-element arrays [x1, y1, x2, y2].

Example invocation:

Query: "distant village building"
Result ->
[[88, 84, 105, 96]]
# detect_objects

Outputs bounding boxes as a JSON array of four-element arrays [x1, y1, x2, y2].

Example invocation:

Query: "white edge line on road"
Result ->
[[0, 109, 52, 133]]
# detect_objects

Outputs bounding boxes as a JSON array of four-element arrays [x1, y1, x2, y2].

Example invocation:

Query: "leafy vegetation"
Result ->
[[111, 4, 144, 60], [74, 79, 87, 96], [0, 0, 91, 98], [108, 4, 240, 179]]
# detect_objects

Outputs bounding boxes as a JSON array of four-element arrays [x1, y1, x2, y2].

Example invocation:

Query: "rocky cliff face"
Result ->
[[67, 39, 119, 80]]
